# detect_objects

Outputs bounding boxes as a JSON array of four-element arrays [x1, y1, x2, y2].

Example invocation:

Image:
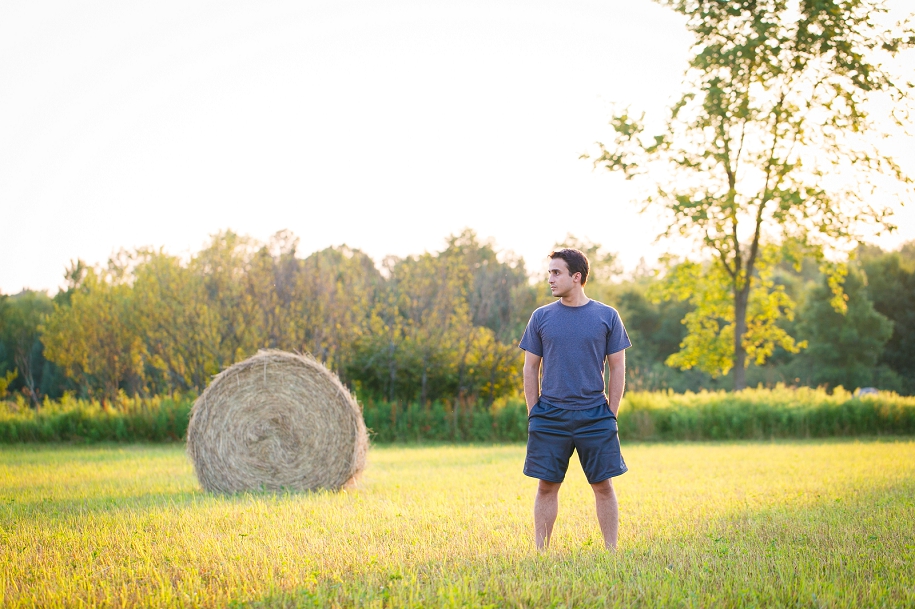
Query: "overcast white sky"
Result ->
[[2, 0, 913, 294]]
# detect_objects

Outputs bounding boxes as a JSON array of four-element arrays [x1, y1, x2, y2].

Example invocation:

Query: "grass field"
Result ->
[[2, 440, 914, 608]]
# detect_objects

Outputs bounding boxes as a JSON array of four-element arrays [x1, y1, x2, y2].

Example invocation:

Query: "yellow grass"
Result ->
[[2, 440, 914, 607]]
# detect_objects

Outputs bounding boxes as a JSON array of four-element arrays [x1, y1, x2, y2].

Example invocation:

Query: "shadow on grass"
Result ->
[[1, 484, 359, 516], [1, 446, 352, 515], [0, 441, 187, 462]]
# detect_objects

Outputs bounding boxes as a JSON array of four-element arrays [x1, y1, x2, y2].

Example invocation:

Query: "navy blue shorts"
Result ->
[[524, 400, 628, 484]]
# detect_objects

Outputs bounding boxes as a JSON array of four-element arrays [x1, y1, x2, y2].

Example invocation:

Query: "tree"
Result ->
[[42, 270, 146, 404], [440, 230, 532, 403], [0, 369, 15, 400], [791, 266, 893, 389], [131, 251, 224, 392], [353, 251, 472, 404], [860, 242, 915, 393], [0, 292, 16, 400], [615, 280, 697, 391], [588, 0, 914, 389], [0, 291, 54, 408], [443, 229, 535, 343], [553, 235, 621, 284], [291, 245, 381, 375], [346, 235, 524, 405], [189, 231, 264, 369], [348, 284, 409, 403], [652, 246, 804, 379]]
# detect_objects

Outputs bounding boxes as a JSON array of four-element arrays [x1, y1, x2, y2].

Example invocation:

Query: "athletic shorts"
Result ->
[[524, 400, 628, 484]]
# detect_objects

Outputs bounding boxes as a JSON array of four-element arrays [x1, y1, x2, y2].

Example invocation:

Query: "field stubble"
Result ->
[[1, 440, 914, 608]]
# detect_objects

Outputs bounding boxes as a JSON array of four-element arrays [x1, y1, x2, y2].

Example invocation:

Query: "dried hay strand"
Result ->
[[187, 350, 368, 493]]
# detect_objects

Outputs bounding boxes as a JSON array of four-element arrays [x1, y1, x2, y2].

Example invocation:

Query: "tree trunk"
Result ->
[[453, 393, 461, 441], [14, 346, 39, 410], [388, 341, 397, 403], [488, 366, 497, 408], [420, 361, 428, 406], [733, 288, 749, 391]]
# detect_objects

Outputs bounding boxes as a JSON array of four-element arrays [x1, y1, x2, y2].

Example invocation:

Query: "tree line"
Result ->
[[0, 230, 533, 408], [1, 228, 913, 409]]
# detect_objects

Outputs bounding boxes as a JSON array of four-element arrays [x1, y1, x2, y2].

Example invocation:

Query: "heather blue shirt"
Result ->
[[519, 299, 631, 410]]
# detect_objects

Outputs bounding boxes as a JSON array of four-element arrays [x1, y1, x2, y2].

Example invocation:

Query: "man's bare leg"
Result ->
[[534, 480, 561, 550], [591, 478, 619, 550]]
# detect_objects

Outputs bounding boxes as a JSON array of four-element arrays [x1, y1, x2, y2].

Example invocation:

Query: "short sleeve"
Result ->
[[519, 312, 543, 356], [605, 310, 632, 355]]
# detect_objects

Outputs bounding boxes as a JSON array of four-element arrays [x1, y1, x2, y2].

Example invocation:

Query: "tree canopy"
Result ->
[[2, 231, 915, 405], [588, 0, 914, 389]]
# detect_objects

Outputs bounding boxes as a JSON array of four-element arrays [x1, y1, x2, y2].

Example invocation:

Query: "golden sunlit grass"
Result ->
[[2, 440, 914, 607]]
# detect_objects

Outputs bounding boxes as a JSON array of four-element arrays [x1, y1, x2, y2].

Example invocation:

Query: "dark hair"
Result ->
[[549, 248, 590, 285]]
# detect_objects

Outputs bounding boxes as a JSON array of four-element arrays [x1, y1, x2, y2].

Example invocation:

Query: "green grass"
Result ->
[[2, 440, 914, 607]]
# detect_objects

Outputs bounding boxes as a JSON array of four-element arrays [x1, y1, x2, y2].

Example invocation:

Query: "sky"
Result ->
[[2, 0, 914, 294]]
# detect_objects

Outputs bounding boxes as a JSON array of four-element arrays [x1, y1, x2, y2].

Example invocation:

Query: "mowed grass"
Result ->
[[2, 440, 914, 608]]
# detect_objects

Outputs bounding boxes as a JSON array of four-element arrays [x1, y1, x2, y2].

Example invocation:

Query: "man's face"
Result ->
[[548, 258, 578, 298]]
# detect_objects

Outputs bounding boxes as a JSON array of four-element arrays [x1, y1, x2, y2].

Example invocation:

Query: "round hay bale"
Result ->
[[187, 350, 368, 493]]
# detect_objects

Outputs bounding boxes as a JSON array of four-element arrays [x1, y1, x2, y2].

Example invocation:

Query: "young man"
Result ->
[[519, 248, 631, 550]]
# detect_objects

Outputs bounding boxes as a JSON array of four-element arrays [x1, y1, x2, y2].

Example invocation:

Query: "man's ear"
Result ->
[[573, 272, 581, 284]]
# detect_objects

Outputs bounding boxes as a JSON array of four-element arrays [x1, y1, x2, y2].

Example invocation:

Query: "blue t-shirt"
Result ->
[[519, 299, 631, 410]]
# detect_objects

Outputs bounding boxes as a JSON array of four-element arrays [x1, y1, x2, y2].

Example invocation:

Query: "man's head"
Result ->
[[548, 248, 590, 297]]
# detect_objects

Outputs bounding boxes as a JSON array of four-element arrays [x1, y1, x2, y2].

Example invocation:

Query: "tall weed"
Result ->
[[621, 385, 915, 440], [0, 393, 191, 443], [1, 386, 912, 443]]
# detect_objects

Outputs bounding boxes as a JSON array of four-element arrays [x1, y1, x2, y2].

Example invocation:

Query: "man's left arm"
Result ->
[[606, 350, 626, 417]]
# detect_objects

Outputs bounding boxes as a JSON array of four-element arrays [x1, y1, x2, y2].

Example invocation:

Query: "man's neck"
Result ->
[[559, 290, 589, 307]]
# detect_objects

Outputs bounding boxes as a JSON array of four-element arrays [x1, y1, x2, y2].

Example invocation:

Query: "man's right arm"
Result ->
[[523, 351, 542, 414]]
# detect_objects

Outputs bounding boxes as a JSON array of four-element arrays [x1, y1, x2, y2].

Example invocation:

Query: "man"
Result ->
[[519, 248, 631, 550]]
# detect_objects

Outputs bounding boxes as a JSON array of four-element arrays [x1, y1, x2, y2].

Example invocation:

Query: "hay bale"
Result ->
[[187, 350, 368, 493]]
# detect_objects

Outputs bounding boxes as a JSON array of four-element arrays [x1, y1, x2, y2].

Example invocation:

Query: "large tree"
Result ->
[[859, 242, 915, 392], [791, 266, 893, 390], [588, 0, 913, 389], [0, 291, 54, 408], [42, 270, 146, 404]]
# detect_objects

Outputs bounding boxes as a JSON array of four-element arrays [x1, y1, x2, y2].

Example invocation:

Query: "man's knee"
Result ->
[[590, 478, 615, 497], [537, 480, 562, 496]]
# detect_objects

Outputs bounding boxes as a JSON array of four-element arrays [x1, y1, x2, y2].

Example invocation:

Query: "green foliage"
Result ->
[[621, 386, 915, 440], [0, 369, 17, 399], [0, 393, 191, 443], [41, 270, 145, 403], [447, 229, 536, 343], [39, 229, 524, 406], [790, 266, 893, 389], [860, 246, 915, 393], [362, 399, 529, 443], [347, 239, 523, 405], [552, 234, 621, 287], [617, 286, 686, 363], [654, 247, 803, 377], [0, 290, 56, 406], [614, 281, 697, 392], [16, 227, 915, 403], [588, 0, 914, 388], [4, 387, 912, 444]]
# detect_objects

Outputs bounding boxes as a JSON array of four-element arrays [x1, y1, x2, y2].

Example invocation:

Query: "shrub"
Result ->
[[0, 393, 192, 443], [619, 385, 915, 441]]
